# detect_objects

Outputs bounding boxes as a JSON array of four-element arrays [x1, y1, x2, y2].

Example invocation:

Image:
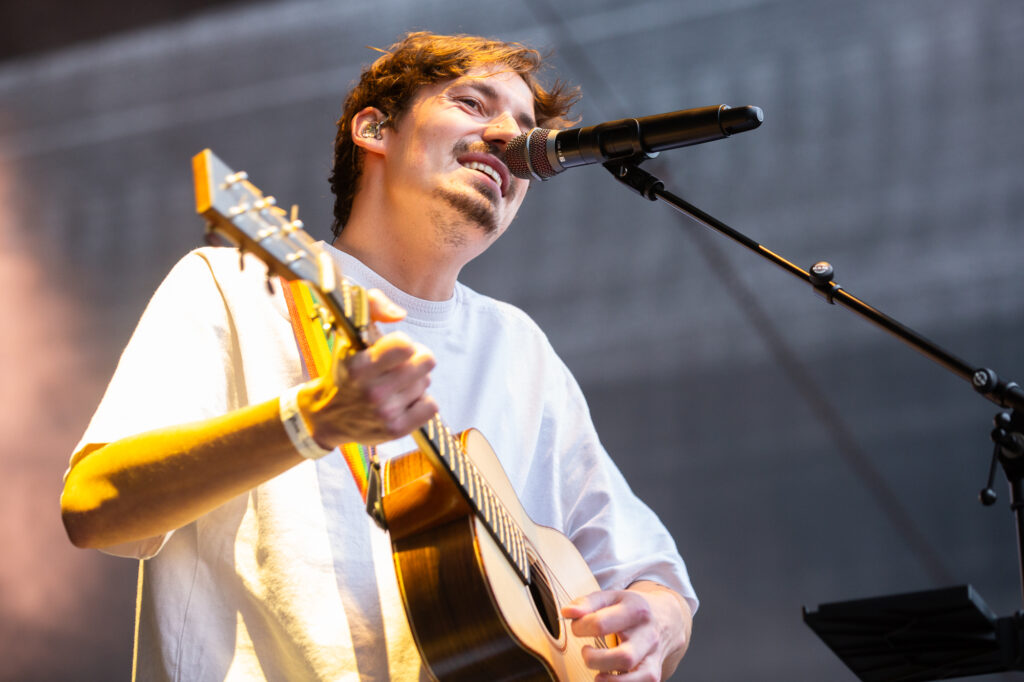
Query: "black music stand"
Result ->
[[803, 586, 1024, 680]]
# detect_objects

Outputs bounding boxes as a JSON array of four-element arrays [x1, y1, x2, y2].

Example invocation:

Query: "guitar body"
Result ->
[[383, 429, 610, 682]]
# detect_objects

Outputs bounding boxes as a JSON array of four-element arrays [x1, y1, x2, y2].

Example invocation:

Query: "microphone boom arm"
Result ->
[[603, 159, 1024, 412]]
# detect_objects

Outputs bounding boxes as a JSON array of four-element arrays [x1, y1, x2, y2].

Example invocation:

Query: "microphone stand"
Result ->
[[604, 157, 1024, 680]]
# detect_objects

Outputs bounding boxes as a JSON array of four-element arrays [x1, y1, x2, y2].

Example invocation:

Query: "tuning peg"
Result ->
[[289, 204, 304, 232], [223, 170, 248, 187], [254, 196, 277, 211]]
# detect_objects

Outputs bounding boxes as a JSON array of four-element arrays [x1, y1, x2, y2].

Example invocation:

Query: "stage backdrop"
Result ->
[[1, 0, 1021, 679]]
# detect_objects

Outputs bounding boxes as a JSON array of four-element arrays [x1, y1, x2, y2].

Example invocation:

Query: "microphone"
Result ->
[[505, 104, 763, 180]]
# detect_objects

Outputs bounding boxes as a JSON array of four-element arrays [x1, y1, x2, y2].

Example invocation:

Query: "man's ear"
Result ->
[[351, 107, 389, 154]]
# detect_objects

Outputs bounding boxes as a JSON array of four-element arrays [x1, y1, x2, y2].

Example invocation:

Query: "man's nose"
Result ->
[[484, 111, 520, 148]]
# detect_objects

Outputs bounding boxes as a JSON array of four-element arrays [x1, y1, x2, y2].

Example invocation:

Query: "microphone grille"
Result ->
[[506, 128, 556, 180]]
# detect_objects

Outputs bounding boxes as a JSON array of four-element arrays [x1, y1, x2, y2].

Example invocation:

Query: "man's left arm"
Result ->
[[562, 580, 693, 681]]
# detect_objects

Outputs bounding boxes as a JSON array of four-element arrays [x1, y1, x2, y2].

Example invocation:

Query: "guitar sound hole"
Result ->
[[528, 558, 561, 640]]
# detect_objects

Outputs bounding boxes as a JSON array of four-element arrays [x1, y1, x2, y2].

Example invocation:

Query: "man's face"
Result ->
[[380, 66, 536, 250]]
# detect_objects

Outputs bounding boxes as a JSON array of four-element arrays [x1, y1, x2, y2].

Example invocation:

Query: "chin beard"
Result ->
[[433, 183, 499, 235], [440, 139, 522, 236]]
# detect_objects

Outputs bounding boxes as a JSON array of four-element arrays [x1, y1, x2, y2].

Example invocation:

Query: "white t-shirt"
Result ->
[[72, 244, 696, 681]]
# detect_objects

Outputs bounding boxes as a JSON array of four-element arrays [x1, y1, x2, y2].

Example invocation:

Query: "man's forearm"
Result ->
[[61, 397, 304, 550]]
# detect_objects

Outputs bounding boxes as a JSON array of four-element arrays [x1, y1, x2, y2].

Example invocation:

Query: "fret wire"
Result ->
[[436, 422, 449, 463], [510, 520, 522, 572], [432, 417, 443, 450], [495, 509, 508, 548], [467, 462, 478, 503], [505, 522, 516, 569], [442, 424, 456, 467], [502, 511, 514, 552], [432, 416, 442, 448], [462, 459, 473, 501], [502, 514, 514, 556], [490, 492, 501, 536], [436, 425, 448, 462], [485, 485, 505, 557], [489, 491, 500, 531], [510, 524, 521, 567], [481, 492, 498, 540], [451, 433, 465, 486], [483, 487, 494, 527]]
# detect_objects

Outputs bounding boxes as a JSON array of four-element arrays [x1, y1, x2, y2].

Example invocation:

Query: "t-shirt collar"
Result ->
[[318, 241, 458, 326]]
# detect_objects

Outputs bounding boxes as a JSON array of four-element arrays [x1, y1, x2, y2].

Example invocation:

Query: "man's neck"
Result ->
[[331, 215, 465, 302]]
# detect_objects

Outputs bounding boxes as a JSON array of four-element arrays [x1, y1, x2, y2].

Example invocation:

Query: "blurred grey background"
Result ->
[[1, 0, 1022, 679]]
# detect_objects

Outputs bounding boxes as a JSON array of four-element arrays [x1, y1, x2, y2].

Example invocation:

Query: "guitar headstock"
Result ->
[[192, 148, 369, 349]]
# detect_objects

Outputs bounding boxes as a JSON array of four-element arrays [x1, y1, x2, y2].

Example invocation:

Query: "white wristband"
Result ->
[[280, 383, 332, 460]]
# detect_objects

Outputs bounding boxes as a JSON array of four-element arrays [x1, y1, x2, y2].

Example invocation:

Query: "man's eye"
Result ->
[[457, 97, 482, 111]]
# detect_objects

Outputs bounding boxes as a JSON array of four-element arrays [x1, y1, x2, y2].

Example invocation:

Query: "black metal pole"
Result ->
[[604, 160, 1024, 412], [1010, 475, 1024, 608]]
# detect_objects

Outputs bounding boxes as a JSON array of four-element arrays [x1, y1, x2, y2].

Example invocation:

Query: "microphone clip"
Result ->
[[603, 159, 664, 201]]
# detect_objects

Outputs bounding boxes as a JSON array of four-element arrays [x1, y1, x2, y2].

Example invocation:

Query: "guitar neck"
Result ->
[[412, 415, 531, 585]]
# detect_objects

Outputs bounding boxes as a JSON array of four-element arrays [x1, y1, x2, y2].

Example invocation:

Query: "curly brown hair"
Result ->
[[328, 31, 579, 237]]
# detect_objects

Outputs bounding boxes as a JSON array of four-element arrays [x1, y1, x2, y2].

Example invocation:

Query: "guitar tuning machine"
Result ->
[[222, 170, 248, 188], [253, 196, 277, 211], [288, 204, 304, 232]]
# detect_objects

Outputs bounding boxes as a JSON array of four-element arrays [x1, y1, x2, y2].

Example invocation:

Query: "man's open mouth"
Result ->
[[457, 152, 510, 197]]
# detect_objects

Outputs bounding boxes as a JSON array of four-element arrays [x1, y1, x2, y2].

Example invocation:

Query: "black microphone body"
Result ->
[[506, 104, 763, 180]]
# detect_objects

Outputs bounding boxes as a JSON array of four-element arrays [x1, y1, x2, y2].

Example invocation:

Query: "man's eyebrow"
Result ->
[[464, 81, 537, 130]]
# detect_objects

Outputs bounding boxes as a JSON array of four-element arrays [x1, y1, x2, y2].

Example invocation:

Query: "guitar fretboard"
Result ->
[[418, 415, 531, 584]]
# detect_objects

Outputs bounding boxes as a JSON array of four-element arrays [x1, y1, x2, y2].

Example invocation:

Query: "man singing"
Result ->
[[62, 32, 696, 681]]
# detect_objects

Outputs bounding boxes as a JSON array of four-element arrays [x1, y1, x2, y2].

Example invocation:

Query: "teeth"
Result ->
[[462, 161, 502, 189]]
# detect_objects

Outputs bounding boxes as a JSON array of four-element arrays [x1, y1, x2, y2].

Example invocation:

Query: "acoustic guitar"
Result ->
[[193, 149, 616, 681]]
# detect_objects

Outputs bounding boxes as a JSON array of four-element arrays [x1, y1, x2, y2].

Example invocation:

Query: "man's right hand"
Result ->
[[300, 288, 439, 447]]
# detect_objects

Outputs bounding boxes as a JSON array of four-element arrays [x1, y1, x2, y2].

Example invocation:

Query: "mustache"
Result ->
[[452, 140, 507, 165]]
